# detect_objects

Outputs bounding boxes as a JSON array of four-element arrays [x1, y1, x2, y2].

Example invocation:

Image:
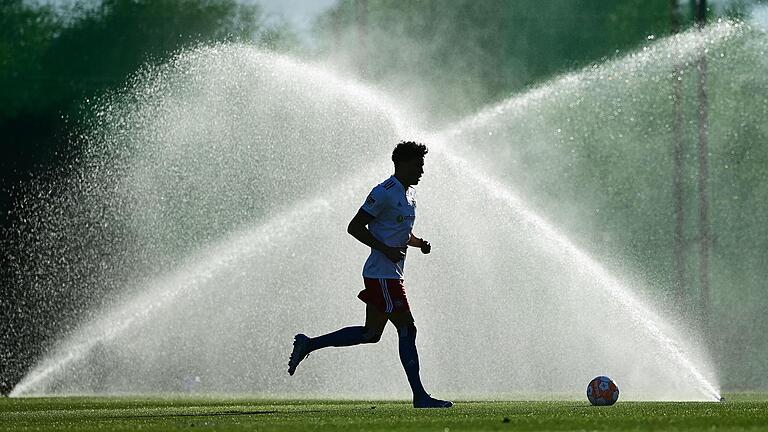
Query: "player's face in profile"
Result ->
[[401, 157, 424, 186]]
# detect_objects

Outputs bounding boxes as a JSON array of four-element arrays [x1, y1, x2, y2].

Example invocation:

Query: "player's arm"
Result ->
[[348, 210, 405, 262], [407, 233, 431, 254]]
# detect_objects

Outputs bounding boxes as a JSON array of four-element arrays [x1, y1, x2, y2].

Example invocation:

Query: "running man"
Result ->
[[287, 141, 452, 409]]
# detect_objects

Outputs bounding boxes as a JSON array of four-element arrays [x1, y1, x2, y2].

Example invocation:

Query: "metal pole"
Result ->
[[695, 0, 711, 325], [356, 0, 368, 76], [670, 0, 687, 307], [333, 7, 341, 56]]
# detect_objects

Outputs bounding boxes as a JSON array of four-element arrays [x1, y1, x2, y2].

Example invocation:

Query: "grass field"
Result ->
[[2, 394, 768, 431]]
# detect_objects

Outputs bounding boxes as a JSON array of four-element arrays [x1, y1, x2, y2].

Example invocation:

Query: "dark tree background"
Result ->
[[313, 0, 675, 118], [2, 0, 289, 217], [2, 0, 765, 394], [0, 0, 296, 394]]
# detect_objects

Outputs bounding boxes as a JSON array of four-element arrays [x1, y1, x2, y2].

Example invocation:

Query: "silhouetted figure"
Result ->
[[288, 141, 452, 408]]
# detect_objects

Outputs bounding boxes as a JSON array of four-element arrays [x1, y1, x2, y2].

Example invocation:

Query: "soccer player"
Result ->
[[287, 141, 452, 409]]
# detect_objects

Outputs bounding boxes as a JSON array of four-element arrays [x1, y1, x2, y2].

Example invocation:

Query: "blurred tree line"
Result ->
[[0, 0, 297, 394], [313, 0, 676, 119], [2, 0, 764, 393], [1, 0, 294, 218]]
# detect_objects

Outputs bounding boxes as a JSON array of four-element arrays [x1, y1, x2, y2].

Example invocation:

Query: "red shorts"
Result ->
[[358, 278, 410, 314]]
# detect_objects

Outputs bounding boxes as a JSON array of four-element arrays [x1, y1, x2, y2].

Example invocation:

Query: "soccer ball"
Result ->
[[586, 376, 619, 406]]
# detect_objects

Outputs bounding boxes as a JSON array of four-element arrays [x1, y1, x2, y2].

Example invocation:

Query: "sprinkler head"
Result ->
[[719, 396, 726, 403]]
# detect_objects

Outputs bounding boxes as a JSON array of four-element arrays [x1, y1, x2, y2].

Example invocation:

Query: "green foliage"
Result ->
[[39, 0, 270, 108], [3, 0, 767, 395], [0, 0, 58, 116], [0, 0, 297, 396], [0, 0, 295, 188], [314, 0, 670, 117], [0, 0, 283, 118]]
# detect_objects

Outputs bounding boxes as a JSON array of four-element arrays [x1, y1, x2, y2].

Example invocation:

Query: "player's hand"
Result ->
[[383, 246, 406, 263], [420, 240, 431, 254]]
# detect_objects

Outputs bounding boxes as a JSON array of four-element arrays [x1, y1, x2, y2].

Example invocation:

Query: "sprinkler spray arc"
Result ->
[[10, 23, 747, 399]]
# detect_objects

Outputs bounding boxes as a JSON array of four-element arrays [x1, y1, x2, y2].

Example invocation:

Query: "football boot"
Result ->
[[413, 394, 453, 408], [287, 333, 311, 376]]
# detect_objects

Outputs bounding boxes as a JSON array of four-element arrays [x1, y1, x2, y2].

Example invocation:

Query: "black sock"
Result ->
[[398, 325, 427, 399], [309, 326, 367, 352]]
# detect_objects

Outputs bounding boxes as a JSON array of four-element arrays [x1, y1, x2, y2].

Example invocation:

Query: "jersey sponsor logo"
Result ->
[[365, 195, 376, 207], [396, 214, 416, 223]]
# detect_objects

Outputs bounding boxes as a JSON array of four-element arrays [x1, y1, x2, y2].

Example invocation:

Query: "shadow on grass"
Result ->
[[108, 409, 278, 419]]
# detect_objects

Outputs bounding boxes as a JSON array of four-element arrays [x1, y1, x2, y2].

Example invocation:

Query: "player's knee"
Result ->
[[362, 328, 382, 344]]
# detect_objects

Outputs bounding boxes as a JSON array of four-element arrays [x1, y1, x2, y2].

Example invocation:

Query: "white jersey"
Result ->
[[359, 175, 416, 279]]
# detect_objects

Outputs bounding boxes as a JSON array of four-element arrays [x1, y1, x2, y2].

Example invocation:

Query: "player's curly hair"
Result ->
[[391, 141, 428, 165]]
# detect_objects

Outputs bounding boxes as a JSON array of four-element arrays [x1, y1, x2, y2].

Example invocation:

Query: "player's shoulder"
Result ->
[[379, 177, 399, 191], [370, 177, 398, 197], [362, 178, 397, 214]]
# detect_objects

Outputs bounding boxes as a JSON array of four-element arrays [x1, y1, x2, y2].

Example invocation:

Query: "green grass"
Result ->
[[2, 394, 767, 431]]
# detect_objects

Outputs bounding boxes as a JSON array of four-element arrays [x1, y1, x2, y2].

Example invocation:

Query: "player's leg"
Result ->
[[288, 304, 387, 376], [389, 310, 452, 408], [309, 303, 386, 350], [388, 311, 426, 397], [362, 303, 388, 343]]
